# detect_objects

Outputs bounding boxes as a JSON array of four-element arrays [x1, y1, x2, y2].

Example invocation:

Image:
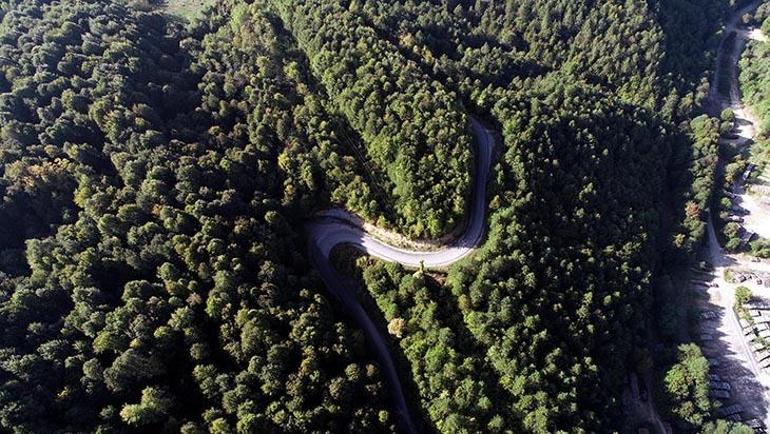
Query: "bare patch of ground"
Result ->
[[158, 0, 215, 22], [697, 224, 770, 426], [696, 3, 770, 424], [740, 183, 770, 240]]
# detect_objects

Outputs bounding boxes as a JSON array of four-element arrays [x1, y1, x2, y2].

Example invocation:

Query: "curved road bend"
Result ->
[[306, 118, 496, 432], [304, 1, 764, 429]]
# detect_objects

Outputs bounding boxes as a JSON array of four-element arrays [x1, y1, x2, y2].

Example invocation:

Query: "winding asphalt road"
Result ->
[[304, 1, 770, 429], [306, 118, 495, 432]]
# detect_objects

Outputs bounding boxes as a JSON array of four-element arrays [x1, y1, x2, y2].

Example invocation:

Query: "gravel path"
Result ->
[[701, 1, 770, 426]]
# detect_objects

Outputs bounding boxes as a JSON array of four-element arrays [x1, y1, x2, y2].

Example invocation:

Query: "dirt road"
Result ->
[[700, 0, 770, 425]]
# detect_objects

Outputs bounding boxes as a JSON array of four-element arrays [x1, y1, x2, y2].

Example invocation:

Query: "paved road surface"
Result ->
[[308, 118, 494, 268], [306, 118, 495, 432]]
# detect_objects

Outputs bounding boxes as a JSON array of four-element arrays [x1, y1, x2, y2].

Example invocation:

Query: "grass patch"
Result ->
[[154, 0, 215, 22]]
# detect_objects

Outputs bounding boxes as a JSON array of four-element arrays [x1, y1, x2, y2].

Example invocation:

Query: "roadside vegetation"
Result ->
[[714, 107, 753, 251], [739, 12, 770, 186], [662, 344, 712, 427], [712, 8, 770, 256], [735, 285, 754, 322], [740, 20, 770, 136], [340, 255, 514, 432]]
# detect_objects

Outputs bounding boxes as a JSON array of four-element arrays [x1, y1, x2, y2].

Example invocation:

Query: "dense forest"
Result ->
[[0, 1, 399, 432], [0, 0, 761, 432]]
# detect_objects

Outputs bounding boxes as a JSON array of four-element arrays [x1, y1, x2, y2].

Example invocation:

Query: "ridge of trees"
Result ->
[[333, 254, 518, 433], [267, 0, 474, 239]]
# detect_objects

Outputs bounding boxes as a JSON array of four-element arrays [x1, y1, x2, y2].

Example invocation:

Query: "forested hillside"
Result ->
[[270, 0, 474, 239], [0, 1, 397, 432], [0, 0, 753, 432], [448, 80, 667, 431]]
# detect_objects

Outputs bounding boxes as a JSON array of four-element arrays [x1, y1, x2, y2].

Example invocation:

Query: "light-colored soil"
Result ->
[[741, 185, 770, 240], [698, 223, 770, 426], [748, 28, 768, 42], [727, 101, 770, 241], [699, 2, 770, 426]]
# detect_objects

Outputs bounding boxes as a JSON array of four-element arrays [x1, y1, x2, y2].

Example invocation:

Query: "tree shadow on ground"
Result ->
[[694, 263, 770, 424]]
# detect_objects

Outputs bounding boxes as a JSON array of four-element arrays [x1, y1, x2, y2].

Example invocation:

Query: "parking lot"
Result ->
[[693, 259, 770, 431]]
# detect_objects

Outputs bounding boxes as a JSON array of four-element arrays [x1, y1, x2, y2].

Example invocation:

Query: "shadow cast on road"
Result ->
[[695, 268, 770, 422]]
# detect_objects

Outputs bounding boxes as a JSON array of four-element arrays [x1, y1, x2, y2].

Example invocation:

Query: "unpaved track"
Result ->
[[306, 119, 495, 432], [702, 0, 770, 426]]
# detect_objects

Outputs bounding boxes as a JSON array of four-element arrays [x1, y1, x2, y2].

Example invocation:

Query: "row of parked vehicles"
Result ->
[[693, 261, 766, 431]]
